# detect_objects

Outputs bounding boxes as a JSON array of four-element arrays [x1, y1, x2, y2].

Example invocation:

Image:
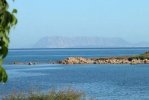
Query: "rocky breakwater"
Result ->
[[58, 57, 149, 64], [58, 57, 93, 64]]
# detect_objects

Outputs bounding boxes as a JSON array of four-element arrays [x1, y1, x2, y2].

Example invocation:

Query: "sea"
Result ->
[[0, 48, 149, 100]]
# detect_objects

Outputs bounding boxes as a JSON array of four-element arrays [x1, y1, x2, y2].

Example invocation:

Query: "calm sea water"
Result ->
[[5, 48, 149, 63], [1, 48, 149, 100]]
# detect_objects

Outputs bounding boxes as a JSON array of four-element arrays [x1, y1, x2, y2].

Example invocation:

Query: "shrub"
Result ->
[[129, 51, 149, 60], [2, 89, 85, 100]]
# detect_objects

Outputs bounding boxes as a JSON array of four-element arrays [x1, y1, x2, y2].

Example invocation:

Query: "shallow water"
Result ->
[[1, 64, 149, 100]]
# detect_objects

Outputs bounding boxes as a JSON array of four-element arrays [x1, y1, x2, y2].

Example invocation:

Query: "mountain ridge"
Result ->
[[33, 36, 149, 48]]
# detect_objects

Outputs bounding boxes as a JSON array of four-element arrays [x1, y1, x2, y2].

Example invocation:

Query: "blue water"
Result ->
[[5, 48, 149, 63], [1, 48, 149, 100]]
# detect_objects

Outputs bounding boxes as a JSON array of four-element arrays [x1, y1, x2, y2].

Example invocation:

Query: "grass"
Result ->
[[128, 51, 149, 60], [2, 89, 85, 100]]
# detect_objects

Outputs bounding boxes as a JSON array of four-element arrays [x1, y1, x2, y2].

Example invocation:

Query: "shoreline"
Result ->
[[5, 56, 149, 65], [58, 56, 149, 64]]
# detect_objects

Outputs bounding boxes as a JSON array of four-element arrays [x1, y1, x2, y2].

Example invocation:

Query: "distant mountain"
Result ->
[[33, 36, 149, 48]]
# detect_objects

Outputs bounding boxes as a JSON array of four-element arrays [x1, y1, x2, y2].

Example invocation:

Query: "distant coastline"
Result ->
[[33, 36, 149, 48]]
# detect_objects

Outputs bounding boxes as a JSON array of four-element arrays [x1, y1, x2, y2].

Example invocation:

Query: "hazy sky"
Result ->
[[8, 0, 149, 48]]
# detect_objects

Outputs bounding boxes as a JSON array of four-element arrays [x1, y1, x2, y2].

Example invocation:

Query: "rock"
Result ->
[[93, 62, 97, 64], [13, 62, 17, 64], [144, 59, 149, 64], [28, 62, 33, 65], [58, 56, 149, 64]]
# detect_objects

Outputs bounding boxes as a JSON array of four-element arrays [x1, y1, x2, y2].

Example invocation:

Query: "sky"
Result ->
[[8, 0, 149, 48]]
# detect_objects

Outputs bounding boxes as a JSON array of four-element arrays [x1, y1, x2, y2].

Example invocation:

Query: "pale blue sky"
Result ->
[[8, 0, 149, 48]]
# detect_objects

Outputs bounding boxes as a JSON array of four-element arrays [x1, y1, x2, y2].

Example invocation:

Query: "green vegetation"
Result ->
[[0, 0, 17, 83], [128, 51, 149, 60], [2, 89, 85, 100]]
